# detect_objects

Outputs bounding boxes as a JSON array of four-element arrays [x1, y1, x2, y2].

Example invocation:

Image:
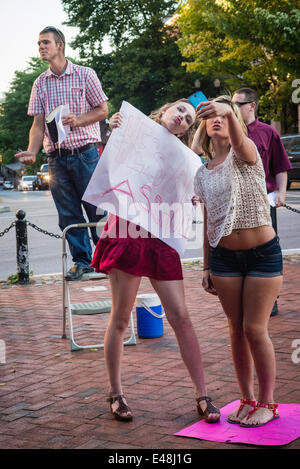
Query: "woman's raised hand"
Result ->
[[196, 101, 232, 120], [109, 112, 123, 130]]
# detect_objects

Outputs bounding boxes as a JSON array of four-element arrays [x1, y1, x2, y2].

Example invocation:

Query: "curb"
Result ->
[[0, 271, 108, 288]]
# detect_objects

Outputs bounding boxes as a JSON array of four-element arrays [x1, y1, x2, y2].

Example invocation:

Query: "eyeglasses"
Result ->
[[233, 101, 253, 107], [43, 26, 65, 44]]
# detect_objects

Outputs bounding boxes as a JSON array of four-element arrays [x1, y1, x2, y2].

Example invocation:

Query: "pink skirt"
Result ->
[[91, 216, 183, 281]]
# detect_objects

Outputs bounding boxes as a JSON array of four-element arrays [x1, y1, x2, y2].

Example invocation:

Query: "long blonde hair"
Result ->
[[149, 98, 199, 148], [197, 95, 247, 160]]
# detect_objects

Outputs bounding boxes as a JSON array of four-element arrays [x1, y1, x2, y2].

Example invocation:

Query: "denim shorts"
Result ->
[[209, 236, 283, 278]]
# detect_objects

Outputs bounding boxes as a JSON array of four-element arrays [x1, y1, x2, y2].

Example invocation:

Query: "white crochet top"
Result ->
[[194, 148, 272, 247]]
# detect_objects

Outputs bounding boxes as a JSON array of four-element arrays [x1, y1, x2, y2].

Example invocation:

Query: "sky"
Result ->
[[0, 0, 82, 98]]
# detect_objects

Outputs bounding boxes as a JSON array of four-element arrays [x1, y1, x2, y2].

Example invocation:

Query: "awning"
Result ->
[[5, 162, 25, 172]]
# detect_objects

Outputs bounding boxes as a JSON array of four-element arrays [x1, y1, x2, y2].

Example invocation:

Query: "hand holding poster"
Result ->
[[83, 101, 202, 254]]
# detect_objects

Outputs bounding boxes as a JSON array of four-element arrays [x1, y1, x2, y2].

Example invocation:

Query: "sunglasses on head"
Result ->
[[43, 26, 65, 44], [234, 101, 254, 107]]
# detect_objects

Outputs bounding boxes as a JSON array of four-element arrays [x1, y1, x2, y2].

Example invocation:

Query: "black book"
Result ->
[[46, 105, 65, 144]]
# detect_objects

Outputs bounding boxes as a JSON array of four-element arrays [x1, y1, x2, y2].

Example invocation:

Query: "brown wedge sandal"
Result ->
[[107, 394, 133, 422], [196, 396, 220, 423]]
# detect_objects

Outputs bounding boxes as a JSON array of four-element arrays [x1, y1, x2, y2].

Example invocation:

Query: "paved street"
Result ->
[[0, 189, 96, 278], [0, 186, 300, 280]]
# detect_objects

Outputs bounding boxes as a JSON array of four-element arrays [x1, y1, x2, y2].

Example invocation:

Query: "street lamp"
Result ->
[[214, 78, 221, 96]]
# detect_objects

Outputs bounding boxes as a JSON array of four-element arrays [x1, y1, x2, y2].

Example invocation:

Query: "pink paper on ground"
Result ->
[[176, 400, 300, 446]]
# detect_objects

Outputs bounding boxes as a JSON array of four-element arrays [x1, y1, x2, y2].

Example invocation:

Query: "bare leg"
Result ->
[[211, 275, 256, 422], [150, 278, 219, 421], [105, 269, 141, 398], [240, 275, 282, 425]]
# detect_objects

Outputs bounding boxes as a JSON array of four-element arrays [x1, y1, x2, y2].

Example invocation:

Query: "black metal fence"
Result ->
[[0, 205, 300, 285]]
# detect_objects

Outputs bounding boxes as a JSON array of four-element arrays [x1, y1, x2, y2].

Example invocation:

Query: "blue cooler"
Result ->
[[136, 294, 164, 338]]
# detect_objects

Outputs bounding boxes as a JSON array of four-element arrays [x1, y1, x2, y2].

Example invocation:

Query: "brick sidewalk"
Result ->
[[0, 261, 299, 450]]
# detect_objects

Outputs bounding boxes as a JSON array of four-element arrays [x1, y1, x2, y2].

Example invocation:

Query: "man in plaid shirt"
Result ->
[[16, 27, 109, 280]]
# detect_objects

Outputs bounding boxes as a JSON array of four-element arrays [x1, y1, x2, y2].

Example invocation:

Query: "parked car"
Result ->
[[280, 134, 300, 189], [33, 164, 50, 190], [18, 175, 37, 191], [3, 180, 14, 190], [0, 176, 4, 186]]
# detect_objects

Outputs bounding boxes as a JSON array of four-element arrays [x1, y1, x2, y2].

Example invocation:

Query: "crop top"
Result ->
[[193, 148, 272, 247]]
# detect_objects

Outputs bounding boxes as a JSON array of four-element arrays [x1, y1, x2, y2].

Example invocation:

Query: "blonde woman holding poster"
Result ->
[[90, 99, 220, 423]]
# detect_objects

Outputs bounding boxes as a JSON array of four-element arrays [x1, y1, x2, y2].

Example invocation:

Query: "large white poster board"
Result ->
[[83, 101, 202, 254]]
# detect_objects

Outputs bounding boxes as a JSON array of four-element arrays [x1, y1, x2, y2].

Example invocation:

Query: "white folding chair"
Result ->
[[61, 222, 136, 351]]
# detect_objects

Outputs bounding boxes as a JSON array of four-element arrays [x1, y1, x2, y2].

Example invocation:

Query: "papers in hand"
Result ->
[[46, 104, 71, 145], [267, 191, 277, 207]]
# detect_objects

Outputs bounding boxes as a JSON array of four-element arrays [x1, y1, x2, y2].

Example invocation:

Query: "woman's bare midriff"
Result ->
[[217, 225, 276, 250]]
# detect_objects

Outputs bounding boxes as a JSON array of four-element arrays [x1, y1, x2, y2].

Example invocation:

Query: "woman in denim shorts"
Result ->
[[193, 96, 283, 427]]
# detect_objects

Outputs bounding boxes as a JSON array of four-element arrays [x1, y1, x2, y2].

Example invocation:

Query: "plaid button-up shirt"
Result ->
[[28, 60, 108, 153]]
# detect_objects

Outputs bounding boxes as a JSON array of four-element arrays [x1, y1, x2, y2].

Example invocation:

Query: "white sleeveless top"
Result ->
[[194, 148, 272, 247]]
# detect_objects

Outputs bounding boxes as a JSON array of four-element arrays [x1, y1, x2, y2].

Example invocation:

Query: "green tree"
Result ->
[[0, 58, 48, 172], [61, 0, 212, 114], [176, 0, 300, 131], [96, 29, 214, 115], [62, 0, 177, 51]]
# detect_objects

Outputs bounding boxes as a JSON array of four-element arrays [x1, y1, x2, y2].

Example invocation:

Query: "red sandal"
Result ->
[[240, 401, 279, 427], [227, 398, 256, 424]]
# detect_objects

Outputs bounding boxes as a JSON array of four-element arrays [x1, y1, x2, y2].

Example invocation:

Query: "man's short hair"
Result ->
[[235, 87, 258, 109], [40, 26, 65, 52]]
